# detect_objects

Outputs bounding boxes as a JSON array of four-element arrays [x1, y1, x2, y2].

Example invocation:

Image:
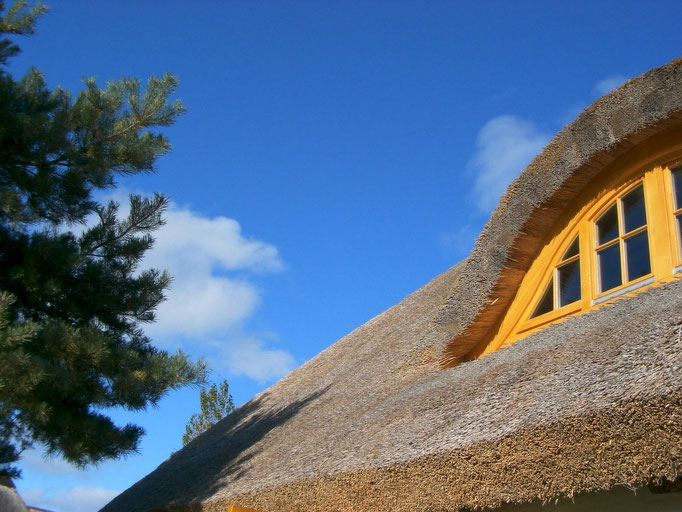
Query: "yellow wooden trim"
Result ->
[[578, 220, 592, 313], [467, 131, 682, 360], [592, 272, 653, 303], [227, 505, 265, 512], [518, 301, 582, 335]]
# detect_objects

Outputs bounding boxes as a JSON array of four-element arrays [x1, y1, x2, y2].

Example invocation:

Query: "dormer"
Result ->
[[469, 147, 682, 359], [440, 59, 682, 367]]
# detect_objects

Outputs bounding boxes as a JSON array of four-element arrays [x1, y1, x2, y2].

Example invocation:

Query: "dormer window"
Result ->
[[467, 157, 682, 360], [592, 182, 653, 305]]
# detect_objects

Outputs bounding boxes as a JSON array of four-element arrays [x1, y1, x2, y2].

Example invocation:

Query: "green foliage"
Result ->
[[182, 380, 234, 446], [0, 1, 207, 477], [0, 1, 46, 66]]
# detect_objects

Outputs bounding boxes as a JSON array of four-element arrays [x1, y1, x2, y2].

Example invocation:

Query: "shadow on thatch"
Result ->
[[144, 385, 331, 510]]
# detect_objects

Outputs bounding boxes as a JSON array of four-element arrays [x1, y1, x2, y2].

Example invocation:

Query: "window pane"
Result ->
[[624, 229, 651, 281], [598, 243, 622, 292], [562, 237, 579, 260], [557, 259, 581, 307], [621, 184, 647, 233], [673, 166, 682, 210], [596, 205, 619, 245], [531, 279, 554, 318], [678, 214, 682, 251]]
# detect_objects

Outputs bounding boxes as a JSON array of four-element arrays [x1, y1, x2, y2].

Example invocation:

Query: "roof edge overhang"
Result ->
[[439, 56, 682, 366], [198, 390, 682, 512]]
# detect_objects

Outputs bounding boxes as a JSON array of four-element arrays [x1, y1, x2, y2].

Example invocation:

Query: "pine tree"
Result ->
[[0, 2, 207, 477], [182, 380, 235, 445]]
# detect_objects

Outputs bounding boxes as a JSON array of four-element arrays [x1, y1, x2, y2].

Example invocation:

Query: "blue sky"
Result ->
[[6, 1, 682, 511]]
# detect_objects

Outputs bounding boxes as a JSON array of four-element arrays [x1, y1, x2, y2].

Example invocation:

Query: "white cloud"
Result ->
[[86, 191, 296, 383], [137, 200, 295, 382], [592, 74, 628, 97], [142, 203, 283, 340], [147, 207, 283, 274], [22, 486, 120, 512], [102, 199, 281, 342], [212, 334, 297, 384], [469, 115, 550, 212], [154, 276, 260, 339]]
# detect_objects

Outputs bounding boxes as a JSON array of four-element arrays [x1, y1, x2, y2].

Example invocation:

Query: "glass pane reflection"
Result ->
[[624, 230, 651, 281], [598, 243, 622, 292], [531, 280, 554, 318], [621, 185, 647, 233], [557, 260, 580, 307], [596, 205, 619, 245], [563, 237, 579, 260]]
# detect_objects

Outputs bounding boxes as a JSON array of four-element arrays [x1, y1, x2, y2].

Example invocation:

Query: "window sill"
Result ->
[[591, 276, 655, 306]]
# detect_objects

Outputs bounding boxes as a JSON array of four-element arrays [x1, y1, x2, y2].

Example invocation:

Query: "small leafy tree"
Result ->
[[0, 1, 207, 477], [183, 380, 235, 445]]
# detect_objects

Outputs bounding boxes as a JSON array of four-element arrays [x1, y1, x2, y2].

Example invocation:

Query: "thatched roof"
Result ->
[[102, 58, 682, 512], [0, 478, 31, 512]]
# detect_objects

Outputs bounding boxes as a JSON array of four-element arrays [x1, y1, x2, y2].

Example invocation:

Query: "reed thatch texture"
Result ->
[[102, 263, 464, 512], [102, 58, 682, 512], [103, 278, 682, 512], [0, 478, 30, 512]]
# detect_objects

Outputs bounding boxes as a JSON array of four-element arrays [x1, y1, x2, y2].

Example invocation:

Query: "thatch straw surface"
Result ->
[[103, 59, 682, 512], [103, 276, 682, 512], [0, 478, 29, 512]]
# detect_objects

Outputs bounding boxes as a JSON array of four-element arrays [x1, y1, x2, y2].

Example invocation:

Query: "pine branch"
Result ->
[[79, 193, 168, 258], [0, 2, 205, 475]]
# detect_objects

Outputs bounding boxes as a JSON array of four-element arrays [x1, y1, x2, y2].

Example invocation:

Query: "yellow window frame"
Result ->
[[227, 505, 264, 512], [590, 179, 652, 302], [467, 131, 682, 360]]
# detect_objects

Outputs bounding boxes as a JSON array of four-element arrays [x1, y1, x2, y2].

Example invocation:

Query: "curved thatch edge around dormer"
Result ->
[[439, 57, 682, 365]]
